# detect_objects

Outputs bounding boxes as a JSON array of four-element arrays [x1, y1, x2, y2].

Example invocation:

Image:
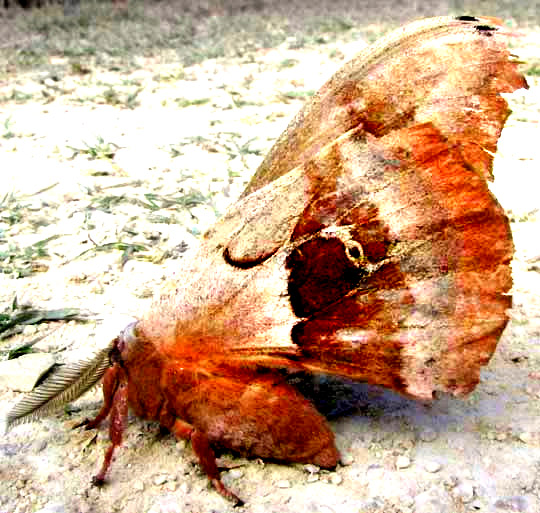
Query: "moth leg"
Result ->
[[170, 418, 244, 506], [73, 365, 120, 430], [92, 366, 129, 486]]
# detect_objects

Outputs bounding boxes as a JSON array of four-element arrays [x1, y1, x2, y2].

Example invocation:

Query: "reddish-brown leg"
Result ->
[[73, 365, 121, 430], [169, 418, 243, 506], [83, 364, 129, 486]]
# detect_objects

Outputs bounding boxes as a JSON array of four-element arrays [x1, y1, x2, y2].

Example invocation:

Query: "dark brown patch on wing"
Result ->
[[286, 237, 367, 318]]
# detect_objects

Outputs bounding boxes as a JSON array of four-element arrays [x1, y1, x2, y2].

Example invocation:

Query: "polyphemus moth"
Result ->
[[2, 15, 529, 505]]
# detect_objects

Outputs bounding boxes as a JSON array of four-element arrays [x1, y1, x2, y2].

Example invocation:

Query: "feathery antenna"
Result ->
[[1, 339, 115, 433]]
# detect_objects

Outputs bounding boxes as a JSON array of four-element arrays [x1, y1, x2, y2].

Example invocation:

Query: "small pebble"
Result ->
[[519, 432, 532, 444], [276, 479, 291, 489], [443, 475, 459, 489], [22, 324, 38, 336], [415, 486, 453, 513], [306, 474, 319, 483], [304, 464, 320, 474], [153, 474, 168, 486], [424, 461, 442, 473], [227, 469, 244, 480], [470, 499, 484, 509], [164, 482, 177, 492], [179, 482, 190, 494], [35, 503, 66, 513], [366, 464, 385, 480], [330, 474, 343, 485], [145, 230, 162, 241], [496, 432, 508, 441], [69, 272, 88, 283], [340, 452, 354, 466], [452, 481, 475, 503], [78, 502, 92, 513], [396, 456, 411, 469], [32, 440, 48, 453], [401, 495, 415, 507], [133, 481, 144, 492], [461, 469, 473, 480], [494, 496, 529, 511], [419, 427, 438, 442]]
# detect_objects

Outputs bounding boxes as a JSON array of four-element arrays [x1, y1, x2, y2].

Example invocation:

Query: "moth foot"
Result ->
[[211, 478, 244, 507], [72, 418, 90, 430], [73, 417, 102, 431], [91, 475, 106, 487]]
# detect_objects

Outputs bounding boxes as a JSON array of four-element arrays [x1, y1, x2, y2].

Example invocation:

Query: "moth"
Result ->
[[2, 15, 529, 505]]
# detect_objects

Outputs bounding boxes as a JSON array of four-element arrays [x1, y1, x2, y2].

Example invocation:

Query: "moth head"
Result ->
[[114, 320, 141, 361]]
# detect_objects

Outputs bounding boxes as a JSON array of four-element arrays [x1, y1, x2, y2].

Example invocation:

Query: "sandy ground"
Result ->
[[0, 8, 539, 513]]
